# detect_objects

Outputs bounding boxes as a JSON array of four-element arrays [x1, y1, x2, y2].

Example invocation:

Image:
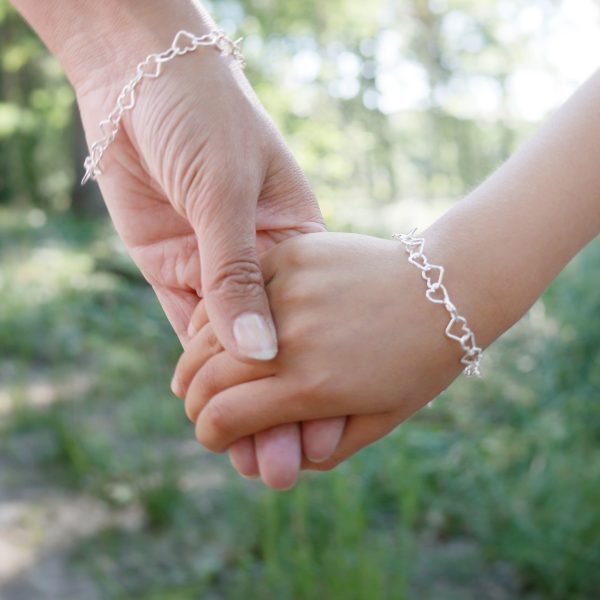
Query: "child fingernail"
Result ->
[[233, 313, 278, 360], [306, 454, 332, 464], [171, 376, 184, 397], [187, 322, 197, 337]]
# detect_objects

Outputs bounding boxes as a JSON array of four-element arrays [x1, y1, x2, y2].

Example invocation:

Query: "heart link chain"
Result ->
[[394, 229, 484, 377], [81, 29, 245, 185]]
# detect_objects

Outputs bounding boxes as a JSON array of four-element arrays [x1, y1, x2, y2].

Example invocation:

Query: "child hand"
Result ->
[[174, 232, 480, 473]]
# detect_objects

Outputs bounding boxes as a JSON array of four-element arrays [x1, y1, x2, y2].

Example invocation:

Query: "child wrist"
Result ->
[[394, 229, 484, 377]]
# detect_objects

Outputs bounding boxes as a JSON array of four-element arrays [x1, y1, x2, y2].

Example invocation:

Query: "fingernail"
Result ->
[[187, 322, 197, 338], [233, 313, 278, 360], [306, 454, 332, 464], [171, 376, 184, 398]]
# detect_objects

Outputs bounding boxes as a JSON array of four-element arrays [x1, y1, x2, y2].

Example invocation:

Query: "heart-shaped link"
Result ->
[[395, 229, 484, 378], [172, 31, 197, 53], [445, 315, 469, 342], [98, 119, 115, 139], [90, 144, 104, 163], [425, 285, 449, 305], [460, 331, 476, 349], [408, 253, 428, 271], [118, 85, 137, 110], [156, 48, 178, 64], [138, 57, 162, 79], [422, 264, 444, 289]]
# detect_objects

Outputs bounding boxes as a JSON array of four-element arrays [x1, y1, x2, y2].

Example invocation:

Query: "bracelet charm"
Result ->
[[393, 229, 484, 377]]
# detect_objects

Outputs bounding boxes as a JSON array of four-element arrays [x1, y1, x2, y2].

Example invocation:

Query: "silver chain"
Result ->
[[394, 229, 484, 377], [81, 29, 245, 186]]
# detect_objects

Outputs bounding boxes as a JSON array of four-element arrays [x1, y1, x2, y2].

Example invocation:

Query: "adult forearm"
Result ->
[[10, 0, 215, 92], [426, 68, 600, 347]]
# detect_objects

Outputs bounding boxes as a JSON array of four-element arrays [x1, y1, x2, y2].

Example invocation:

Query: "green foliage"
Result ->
[[0, 0, 569, 212], [219, 465, 413, 600], [138, 469, 188, 531], [0, 0, 75, 208]]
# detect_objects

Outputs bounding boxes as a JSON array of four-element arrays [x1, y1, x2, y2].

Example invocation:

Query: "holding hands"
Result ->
[[173, 232, 487, 486], [172, 54, 600, 485], [12, 0, 600, 491], [11, 0, 345, 489]]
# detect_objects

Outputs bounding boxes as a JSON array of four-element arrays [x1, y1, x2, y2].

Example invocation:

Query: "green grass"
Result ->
[[1, 208, 599, 599]]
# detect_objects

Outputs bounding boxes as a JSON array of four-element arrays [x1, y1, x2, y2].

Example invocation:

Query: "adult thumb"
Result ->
[[194, 195, 278, 363]]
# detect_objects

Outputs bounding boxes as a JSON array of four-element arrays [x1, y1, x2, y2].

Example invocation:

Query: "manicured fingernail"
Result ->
[[233, 313, 278, 360], [187, 322, 197, 338], [171, 376, 184, 398]]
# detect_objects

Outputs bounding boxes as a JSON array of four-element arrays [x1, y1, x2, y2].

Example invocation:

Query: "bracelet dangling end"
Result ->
[[463, 363, 482, 378], [81, 157, 101, 186]]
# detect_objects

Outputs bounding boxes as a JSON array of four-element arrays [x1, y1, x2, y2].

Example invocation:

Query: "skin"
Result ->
[[9, 0, 345, 489], [173, 68, 600, 477], [175, 232, 467, 465]]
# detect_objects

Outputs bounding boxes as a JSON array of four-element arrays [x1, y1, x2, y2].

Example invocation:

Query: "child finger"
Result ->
[[185, 352, 275, 423], [188, 298, 209, 339], [172, 322, 223, 398], [194, 377, 348, 453], [153, 284, 202, 347]]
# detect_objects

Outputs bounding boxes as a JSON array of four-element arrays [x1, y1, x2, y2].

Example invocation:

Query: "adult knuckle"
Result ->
[[209, 258, 264, 300]]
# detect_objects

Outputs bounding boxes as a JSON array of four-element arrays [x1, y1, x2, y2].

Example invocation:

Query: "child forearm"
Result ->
[[425, 68, 600, 348]]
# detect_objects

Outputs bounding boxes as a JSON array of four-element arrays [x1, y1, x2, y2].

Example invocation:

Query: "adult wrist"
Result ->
[[11, 0, 215, 94]]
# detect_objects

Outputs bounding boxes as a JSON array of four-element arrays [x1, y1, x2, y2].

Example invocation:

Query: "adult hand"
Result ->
[[78, 34, 348, 489], [11, 0, 346, 489]]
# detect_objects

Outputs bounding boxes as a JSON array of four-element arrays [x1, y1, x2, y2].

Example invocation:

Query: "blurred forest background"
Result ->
[[1, 0, 599, 598]]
